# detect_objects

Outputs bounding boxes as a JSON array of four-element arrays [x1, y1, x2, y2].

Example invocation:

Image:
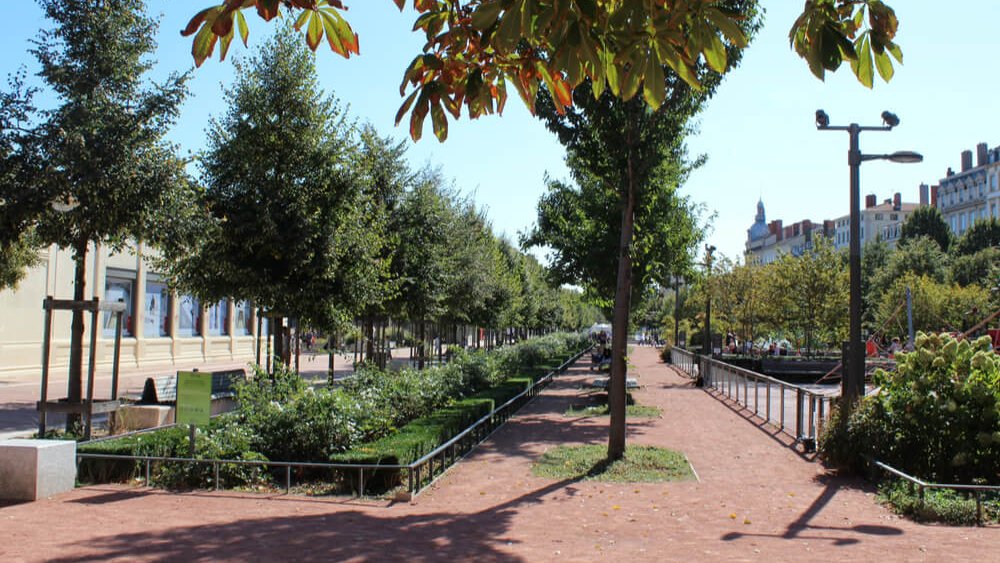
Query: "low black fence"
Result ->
[[872, 460, 1000, 527], [76, 346, 591, 498]]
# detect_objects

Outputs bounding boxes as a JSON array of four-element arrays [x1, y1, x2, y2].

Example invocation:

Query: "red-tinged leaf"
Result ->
[[391, 0, 404, 9], [495, 76, 508, 114], [192, 23, 219, 67], [211, 11, 234, 37], [181, 7, 215, 37], [294, 8, 311, 31], [395, 89, 420, 126], [409, 95, 430, 141], [552, 76, 572, 110], [431, 101, 448, 142], [256, 0, 281, 21], [219, 28, 235, 61], [306, 12, 323, 51], [321, 12, 346, 55], [443, 94, 461, 119]]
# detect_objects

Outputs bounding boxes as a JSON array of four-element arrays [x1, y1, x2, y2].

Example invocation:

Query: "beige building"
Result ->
[[0, 241, 260, 380], [936, 143, 1000, 235], [831, 192, 920, 251]]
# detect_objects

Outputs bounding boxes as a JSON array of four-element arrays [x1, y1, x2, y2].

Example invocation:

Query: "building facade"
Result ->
[[831, 192, 920, 251], [936, 143, 1000, 235], [745, 200, 831, 265], [0, 241, 260, 380]]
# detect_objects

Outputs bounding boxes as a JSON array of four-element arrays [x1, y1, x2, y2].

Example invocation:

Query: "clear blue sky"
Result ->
[[3, 2, 999, 264]]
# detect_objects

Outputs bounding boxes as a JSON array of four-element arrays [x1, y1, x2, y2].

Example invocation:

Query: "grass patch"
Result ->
[[878, 480, 1000, 525], [565, 404, 661, 418], [532, 444, 694, 482]]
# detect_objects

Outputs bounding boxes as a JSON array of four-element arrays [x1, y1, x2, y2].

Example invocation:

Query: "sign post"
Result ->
[[176, 370, 211, 456]]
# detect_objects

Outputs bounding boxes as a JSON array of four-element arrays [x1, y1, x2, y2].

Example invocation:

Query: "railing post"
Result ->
[[285, 465, 291, 494], [795, 389, 804, 440], [779, 386, 785, 431], [214, 461, 220, 491], [766, 381, 771, 423]]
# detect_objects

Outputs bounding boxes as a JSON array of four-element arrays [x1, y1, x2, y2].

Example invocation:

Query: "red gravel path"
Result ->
[[1, 347, 996, 562]]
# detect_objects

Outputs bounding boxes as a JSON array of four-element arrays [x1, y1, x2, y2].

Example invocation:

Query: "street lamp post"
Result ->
[[815, 110, 923, 405], [672, 275, 683, 346], [703, 245, 716, 357]]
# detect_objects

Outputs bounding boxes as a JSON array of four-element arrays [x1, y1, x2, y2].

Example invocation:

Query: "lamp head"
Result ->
[[881, 111, 900, 128], [815, 109, 829, 128]]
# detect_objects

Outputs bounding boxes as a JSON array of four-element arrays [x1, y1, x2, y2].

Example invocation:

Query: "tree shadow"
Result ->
[[47, 478, 581, 563]]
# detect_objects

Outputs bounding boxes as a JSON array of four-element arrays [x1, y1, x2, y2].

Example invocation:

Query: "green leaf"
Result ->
[[431, 100, 448, 142], [705, 8, 748, 48], [851, 33, 874, 88], [471, 1, 503, 30], [702, 31, 728, 73], [642, 54, 665, 109], [873, 49, 894, 82], [192, 23, 219, 67], [235, 10, 249, 46]]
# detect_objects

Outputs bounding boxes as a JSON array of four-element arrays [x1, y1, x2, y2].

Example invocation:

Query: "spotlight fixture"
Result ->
[[881, 111, 900, 128], [815, 109, 830, 128]]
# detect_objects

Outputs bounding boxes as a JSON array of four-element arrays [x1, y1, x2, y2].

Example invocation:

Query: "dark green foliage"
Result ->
[[161, 25, 388, 331], [820, 333, 1000, 485], [954, 218, 1000, 256], [78, 417, 268, 489], [80, 333, 587, 491], [878, 480, 1000, 526], [899, 206, 953, 252], [951, 247, 1000, 288]]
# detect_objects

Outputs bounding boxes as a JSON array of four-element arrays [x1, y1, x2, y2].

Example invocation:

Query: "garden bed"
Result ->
[[78, 333, 589, 495]]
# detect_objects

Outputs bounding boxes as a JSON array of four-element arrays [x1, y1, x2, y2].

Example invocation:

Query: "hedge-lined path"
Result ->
[[1, 347, 996, 562]]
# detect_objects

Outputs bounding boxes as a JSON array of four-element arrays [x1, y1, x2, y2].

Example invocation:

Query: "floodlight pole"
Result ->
[[816, 111, 922, 406]]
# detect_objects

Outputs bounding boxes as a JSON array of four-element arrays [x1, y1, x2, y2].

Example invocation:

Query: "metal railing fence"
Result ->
[[77, 346, 590, 498], [672, 347, 836, 450], [873, 460, 999, 526]]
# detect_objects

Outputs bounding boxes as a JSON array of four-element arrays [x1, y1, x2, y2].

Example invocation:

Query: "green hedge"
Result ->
[[80, 332, 586, 491]]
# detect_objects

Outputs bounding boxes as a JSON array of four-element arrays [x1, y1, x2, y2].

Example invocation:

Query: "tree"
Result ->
[[389, 171, 459, 366], [4, 0, 190, 430], [524, 0, 757, 460], [861, 237, 891, 330], [871, 236, 951, 301], [161, 25, 389, 366], [183, 1, 903, 141], [899, 206, 953, 251], [954, 217, 1000, 256], [950, 247, 1000, 289], [874, 273, 993, 336], [0, 72, 39, 290], [765, 237, 848, 354]]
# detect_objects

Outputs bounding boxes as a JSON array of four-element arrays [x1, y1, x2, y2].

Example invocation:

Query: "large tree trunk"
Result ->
[[66, 237, 88, 432], [608, 143, 637, 462]]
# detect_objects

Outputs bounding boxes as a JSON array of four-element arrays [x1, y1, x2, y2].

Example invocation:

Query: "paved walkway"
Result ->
[[1, 347, 996, 562]]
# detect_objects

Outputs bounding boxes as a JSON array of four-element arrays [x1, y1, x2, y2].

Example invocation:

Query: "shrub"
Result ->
[[820, 332, 1000, 485]]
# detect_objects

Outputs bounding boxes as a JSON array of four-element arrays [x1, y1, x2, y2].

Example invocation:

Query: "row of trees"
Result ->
[[0, 2, 600, 430], [650, 211, 999, 355]]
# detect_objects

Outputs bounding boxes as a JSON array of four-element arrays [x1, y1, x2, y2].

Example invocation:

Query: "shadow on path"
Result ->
[[49, 479, 582, 563]]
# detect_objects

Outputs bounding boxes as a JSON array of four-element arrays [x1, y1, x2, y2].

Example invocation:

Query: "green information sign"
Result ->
[[176, 371, 211, 426]]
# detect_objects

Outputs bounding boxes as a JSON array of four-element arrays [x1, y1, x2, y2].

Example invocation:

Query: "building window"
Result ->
[[874, 213, 883, 220], [207, 299, 229, 336], [104, 273, 135, 337], [890, 213, 898, 220], [234, 301, 253, 335], [177, 295, 201, 337], [144, 278, 171, 337]]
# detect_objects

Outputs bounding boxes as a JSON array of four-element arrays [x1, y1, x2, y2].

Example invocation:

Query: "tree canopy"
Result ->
[[183, 0, 904, 141], [161, 25, 390, 334], [899, 206, 952, 252]]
